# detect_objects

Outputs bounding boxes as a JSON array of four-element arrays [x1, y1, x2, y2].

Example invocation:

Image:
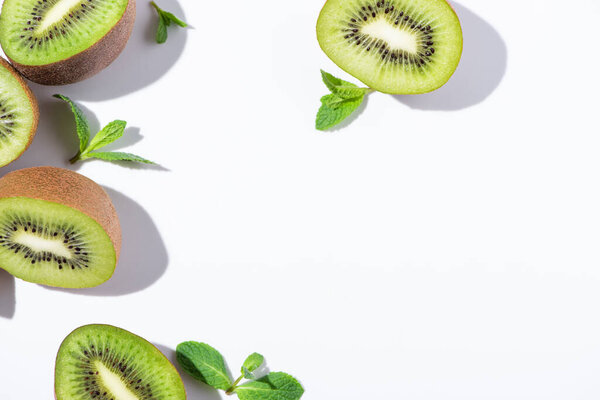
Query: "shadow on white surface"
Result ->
[[395, 2, 507, 110], [44, 187, 168, 296], [0, 269, 15, 319], [27, 0, 188, 101], [154, 344, 223, 400]]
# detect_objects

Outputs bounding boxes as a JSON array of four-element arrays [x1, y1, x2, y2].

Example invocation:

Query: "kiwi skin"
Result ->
[[0, 166, 121, 259], [4, 0, 136, 86], [0, 56, 38, 164]]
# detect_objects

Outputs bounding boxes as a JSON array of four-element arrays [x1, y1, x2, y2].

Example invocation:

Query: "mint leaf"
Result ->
[[156, 14, 168, 44], [242, 353, 264, 374], [236, 372, 304, 400], [151, 1, 187, 44], [241, 352, 264, 379], [56, 95, 156, 166], [161, 10, 187, 27], [242, 366, 255, 380], [85, 120, 126, 152], [82, 152, 155, 164], [321, 70, 370, 99], [176, 342, 233, 391], [316, 94, 364, 131], [53, 94, 90, 152]]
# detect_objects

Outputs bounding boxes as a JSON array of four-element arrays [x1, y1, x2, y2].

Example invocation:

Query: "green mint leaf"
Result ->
[[235, 372, 304, 400], [53, 94, 90, 152], [316, 94, 364, 131], [151, 1, 187, 44], [320, 70, 344, 92], [82, 151, 155, 165], [242, 366, 255, 380], [242, 353, 264, 374], [85, 120, 127, 152], [320, 70, 370, 99], [156, 14, 168, 43], [176, 342, 233, 391], [162, 10, 187, 27]]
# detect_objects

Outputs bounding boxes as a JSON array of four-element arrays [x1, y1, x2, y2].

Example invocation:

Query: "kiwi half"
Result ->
[[317, 0, 463, 94], [0, 166, 121, 288], [55, 324, 187, 400], [0, 57, 38, 166], [0, 0, 135, 85]]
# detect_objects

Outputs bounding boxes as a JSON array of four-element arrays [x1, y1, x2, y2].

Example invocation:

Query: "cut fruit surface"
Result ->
[[0, 57, 37, 166], [55, 324, 187, 400], [0, 0, 129, 65], [0, 0, 135, 84], [0, 167, 121, 288], [0, 197, 116, 288], [317, 0, 463, 94]]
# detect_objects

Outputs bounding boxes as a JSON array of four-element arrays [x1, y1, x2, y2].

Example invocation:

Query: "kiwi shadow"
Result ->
[[0, 95, 101, 175], [31, 0, 189, 101], [394, 2, 507, 111], [0, 269, 15, 319], [154, 344, 223, 400], [45, 187, 168, 296]]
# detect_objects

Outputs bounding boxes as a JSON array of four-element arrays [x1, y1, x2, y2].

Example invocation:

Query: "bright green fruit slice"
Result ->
[[0, 197, 116, 288], [55, 324, 186, 400], [317, 0, 463, 94], [0, 0, 129, 66], [0, 167, 121, 288], [0, 57, 37, 166]]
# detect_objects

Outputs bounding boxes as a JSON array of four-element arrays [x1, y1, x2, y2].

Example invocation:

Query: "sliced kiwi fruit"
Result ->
[[55, 324, 187, 400], [0, 57, 38, 166], [317, 0, 463, 94], [0, 166, 121, 288], [0, 0, 136, 85]]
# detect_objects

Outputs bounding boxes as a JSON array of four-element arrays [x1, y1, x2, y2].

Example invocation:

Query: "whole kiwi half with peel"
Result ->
[[0, 56, 38, 166], [0, 166, 121, 288], [55, 324, 187, 400], [0, 0, 136, 85], [317, 0, 463, 94]]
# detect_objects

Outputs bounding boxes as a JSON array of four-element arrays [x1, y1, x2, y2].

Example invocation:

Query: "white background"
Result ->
[[1, 0, 600, 398]]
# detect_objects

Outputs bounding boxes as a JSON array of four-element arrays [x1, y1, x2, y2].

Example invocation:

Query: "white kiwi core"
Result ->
[[95, 361, 140, 400], [36, 0, 83, 32], [12, 229, 71, 258], [361, 18, 418, 53]]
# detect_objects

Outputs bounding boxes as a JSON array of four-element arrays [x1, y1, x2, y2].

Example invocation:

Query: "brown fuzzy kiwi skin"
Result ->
[[0, 57, 38, 165], [4, 0, 136, 86], [0, 167, 121, 259]]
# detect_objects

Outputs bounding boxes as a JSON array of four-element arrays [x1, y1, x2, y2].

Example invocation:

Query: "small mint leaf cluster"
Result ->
[[54, 94, 155, 165], [151, 1, 188, 44], [316, 70, 372, 131], [176, 341, 304, 400]]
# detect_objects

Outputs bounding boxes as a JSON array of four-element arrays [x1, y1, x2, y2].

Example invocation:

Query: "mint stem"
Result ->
[[225, 375, 244, 395], [69, 152, 81, 164]]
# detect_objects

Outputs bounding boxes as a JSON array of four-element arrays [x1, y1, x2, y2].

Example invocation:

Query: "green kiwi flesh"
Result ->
[[317, 0, 463, 94], [0, 58, 37, 166], [0, 0, 134, 84], [55, 324, 187, 400], [0, 197, 116, 288]]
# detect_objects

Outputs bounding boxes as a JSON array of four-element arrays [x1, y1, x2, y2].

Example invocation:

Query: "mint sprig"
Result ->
[[54, 94, 155, 165], [176, 341, 304, 400], [151, 1, 188, 44], [316, 70, 372, 131]]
